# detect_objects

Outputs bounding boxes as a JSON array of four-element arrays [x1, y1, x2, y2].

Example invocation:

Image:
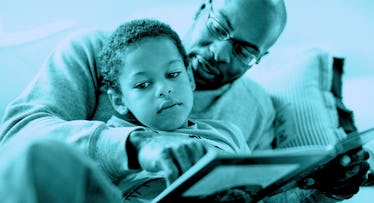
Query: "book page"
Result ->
[[183, 163, 299, 196]]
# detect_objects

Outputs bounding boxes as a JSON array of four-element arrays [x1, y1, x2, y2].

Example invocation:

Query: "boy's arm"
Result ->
[[0, 29, 139, 178]]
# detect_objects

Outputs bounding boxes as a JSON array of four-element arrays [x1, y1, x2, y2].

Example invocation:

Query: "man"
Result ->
[[0, 0, 369, 202]]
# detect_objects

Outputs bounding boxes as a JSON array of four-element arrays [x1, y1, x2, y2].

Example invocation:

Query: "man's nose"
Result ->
[[210, 40, 232, 63]]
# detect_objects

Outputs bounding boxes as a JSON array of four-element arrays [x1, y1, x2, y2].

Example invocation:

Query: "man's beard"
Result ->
[[189, 54, 224, 90]]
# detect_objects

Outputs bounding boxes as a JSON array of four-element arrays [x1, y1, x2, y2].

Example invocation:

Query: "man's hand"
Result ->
[[128, 129, 206, 185], [298, 147, 370, 200]]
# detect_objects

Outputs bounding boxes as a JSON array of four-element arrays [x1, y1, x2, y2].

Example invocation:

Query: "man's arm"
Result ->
[[0, 29, 106, 142], [0, 29, 141, 179]]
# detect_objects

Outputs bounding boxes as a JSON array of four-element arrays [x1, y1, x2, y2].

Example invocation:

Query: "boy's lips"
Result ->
[[157, 100, 182, 113]]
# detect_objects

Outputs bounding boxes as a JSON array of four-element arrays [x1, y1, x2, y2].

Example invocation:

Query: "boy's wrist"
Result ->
[[126, 128, 148, 169]]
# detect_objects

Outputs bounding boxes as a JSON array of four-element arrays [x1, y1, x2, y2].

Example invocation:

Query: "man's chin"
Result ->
[[195, 77, 224, 90]]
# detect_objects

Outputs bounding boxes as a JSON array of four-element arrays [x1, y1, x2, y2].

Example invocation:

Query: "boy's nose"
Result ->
[[157, 84, 173, 97]]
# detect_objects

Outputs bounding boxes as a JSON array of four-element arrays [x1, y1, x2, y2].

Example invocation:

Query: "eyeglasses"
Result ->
[[206, 7, 260, 67]]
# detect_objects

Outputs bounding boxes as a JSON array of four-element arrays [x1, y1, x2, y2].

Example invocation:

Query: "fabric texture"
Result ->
[[191, 77, 276, 151], [247, 48, 348, 148]]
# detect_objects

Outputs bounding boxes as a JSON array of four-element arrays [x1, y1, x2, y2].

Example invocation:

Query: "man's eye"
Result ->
[[208, 22, 226, 39], [134, 82, 150, 89], [234, 45, 253, 58], [213, 24, 226, 36], [166, 71, 181, 79], [234, 46, 247, 58]]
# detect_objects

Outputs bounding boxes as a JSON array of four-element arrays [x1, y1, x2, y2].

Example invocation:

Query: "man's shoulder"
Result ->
[[57, 28, 112, 51], [231, 76, 271, 99], [226, 77, 274, 116]]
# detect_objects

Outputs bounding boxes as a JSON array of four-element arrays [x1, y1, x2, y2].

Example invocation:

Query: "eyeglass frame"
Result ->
[[205, 5, 264, 67]]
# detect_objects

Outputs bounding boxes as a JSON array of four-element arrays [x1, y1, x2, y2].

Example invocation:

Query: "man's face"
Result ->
[[184, 0, 284, 90], [117, 37, 194, 131]]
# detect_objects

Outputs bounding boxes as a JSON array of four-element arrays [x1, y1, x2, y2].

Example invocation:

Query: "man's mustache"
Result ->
[[189, 54, 217, 71]]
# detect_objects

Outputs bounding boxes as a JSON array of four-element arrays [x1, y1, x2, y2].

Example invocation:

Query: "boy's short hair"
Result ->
[[98, 19, 188, 92]]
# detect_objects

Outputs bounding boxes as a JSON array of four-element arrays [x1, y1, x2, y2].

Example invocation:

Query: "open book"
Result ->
[[152, 127, 374, 202]]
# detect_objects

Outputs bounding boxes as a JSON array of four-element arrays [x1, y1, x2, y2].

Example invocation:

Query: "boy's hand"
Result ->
[[298, 147, 370, 200], [128, 129, 206, 185]]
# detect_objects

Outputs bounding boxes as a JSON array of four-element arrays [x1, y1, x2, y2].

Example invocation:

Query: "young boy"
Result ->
[[98, 19, 250, 202]]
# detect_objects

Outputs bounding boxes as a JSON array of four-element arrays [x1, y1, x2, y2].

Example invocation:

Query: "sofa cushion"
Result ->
[[247, 48, 349, 148]]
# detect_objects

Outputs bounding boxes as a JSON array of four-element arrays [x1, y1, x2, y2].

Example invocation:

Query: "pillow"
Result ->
[[246, 48, 348, 148]]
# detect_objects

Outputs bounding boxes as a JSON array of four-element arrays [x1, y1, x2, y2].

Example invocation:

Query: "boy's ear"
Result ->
[[107, 89, 128, 115], [187, 65, 196, 91]]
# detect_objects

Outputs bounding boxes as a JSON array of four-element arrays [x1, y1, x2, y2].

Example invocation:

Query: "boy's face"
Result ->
[[114, 37, 194, 131]]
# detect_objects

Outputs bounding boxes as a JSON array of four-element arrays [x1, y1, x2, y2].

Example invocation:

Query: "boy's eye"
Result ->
[[166, 71, 181, 79], [134, 82, 150, 89]]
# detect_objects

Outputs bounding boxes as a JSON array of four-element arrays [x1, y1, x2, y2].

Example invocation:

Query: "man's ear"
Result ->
[[187, 65, 196, 90], [256, 51, 269, 65], [107, 89, 128, 115]]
